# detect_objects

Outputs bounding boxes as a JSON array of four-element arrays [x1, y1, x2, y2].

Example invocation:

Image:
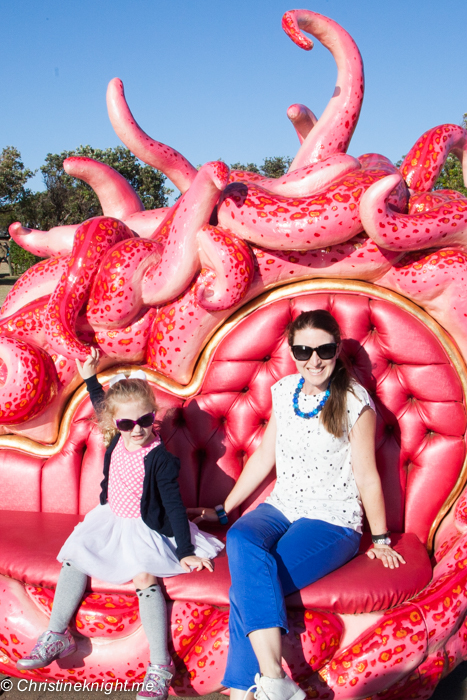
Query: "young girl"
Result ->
[[17, 348, 224, 699]]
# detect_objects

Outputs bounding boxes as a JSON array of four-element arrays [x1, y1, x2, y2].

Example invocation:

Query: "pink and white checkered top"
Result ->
[[108, 434, 161, 518]]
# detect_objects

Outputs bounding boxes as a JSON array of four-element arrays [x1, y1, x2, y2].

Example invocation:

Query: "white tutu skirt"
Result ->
[[57, 503, 225, 584]]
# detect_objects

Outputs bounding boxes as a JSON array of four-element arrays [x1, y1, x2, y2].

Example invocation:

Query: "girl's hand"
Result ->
[[366, 544, 406, 569], [75, 347, 100, 380], [186, 507, 219, 524], [180, 555, 214, 573]]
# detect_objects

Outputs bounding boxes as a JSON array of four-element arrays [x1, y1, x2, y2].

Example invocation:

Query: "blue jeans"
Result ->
[[222, 503, 361, 690]]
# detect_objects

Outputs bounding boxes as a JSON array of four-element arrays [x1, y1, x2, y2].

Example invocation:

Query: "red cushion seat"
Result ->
[[286, 533, 432, 613], [0, 511, 431, 614]]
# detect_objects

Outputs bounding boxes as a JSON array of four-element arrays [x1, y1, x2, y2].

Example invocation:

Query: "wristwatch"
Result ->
[[214, 504, 229, 525], [372, 531, 391, 546]]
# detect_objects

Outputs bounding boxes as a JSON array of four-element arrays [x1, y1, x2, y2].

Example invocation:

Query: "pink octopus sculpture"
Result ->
[[1, 8, 467, 699]]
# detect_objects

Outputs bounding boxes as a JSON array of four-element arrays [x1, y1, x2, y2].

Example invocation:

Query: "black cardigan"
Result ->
[[85, 375, 195, 561]]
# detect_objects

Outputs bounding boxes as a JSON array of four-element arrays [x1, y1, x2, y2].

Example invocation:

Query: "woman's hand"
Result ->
[[75, 347, 100, 380], [180, 555, 214, 572], [366, 544, 406, 569], [186, 507, 219, 525]]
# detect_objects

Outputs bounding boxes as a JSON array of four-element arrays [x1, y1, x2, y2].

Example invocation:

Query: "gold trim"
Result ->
[[1, 278, 465, 550]]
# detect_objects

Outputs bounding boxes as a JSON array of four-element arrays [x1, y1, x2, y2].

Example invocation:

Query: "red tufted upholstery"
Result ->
[[0, 290, 464, 615]]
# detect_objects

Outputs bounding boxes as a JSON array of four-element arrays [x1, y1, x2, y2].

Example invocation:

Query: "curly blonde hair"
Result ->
[[96, 378, 159, 446]]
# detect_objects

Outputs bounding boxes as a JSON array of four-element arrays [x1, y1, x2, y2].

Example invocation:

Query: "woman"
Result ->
[[190, 309, 405, 700]]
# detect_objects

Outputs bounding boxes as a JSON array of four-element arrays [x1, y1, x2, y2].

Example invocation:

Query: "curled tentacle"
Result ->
[[9, 222, 77, 258], [0, 257, 70, 318], [122, 207, 174, 238], [400, 125, 467, 193], [409, 190, 467, 214], [44, 217, 135, 360], [360, 173, 467, 251], [287, 103, 317, 144], [0, 295, 83, 430], [106, 78, 198, 194], [253, 233, 403, 288], [358, 153, 395, 170], [0, 291, 87, 390], [0, 296, 49, 346], [146, 294, 214, 380], [218, 161, 407, 251], [379, 248, 467, 361], [51, 353, 80, 390], [282, 10, 364, 169], [141, 162, 230, 306], [228, 170, 270, 186], [0, 337, 58, 425], [64, 157, 144, 220], [358, 155, 410, 213], [87, 238, 162, 330], [194, 226, 255, 311], [94, 308, 157, 361], [229, 154, 360, 197]]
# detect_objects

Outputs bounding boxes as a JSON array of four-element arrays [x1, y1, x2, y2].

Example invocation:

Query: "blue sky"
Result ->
[[1, 0, 466, 196]]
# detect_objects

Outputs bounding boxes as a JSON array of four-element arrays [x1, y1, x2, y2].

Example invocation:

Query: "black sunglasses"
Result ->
[[291, 343, 338, 361], [115, 412, 155, 432]]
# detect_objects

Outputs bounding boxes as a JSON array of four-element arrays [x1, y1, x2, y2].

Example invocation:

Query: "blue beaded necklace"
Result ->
[[293, 376, 331, 419]]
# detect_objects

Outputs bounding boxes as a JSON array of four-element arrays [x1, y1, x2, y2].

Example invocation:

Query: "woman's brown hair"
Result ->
[[96, 378, 159, 446], [287, 309, 354, 438]]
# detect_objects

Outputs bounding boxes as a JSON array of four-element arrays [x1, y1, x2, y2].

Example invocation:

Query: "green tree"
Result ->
[[230, 156, 292, 178], [230, 161, 261, 174], [0, 147, 35, 234], [261, 156, 293, 178], [0, 146, 35, 207], [9, 239, 41, 277]]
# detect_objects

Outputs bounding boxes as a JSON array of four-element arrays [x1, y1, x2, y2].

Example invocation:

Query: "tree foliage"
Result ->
[[0, 147, 35, 236], [261, 156, 293, 179], [9, 240, 41, 277], [0, 147, 35, 208], [230, 156, 292, 179], [230, 161, 261, 174]]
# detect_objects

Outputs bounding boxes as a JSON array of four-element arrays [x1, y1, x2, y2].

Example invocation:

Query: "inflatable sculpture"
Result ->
[[1, 8, 467, 698]]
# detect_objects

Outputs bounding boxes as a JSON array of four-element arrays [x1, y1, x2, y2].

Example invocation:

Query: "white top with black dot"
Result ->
[[265, 374, 375, 533]]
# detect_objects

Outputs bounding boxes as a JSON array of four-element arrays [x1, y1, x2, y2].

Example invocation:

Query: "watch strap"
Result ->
[[372, 531, 391, 546], [214, 504, 228, 525]]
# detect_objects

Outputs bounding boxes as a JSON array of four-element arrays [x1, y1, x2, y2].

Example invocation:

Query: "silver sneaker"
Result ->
[[136, 661, 175, 700], [245, 673, 306, 700], [16, 629, 76, 670]]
